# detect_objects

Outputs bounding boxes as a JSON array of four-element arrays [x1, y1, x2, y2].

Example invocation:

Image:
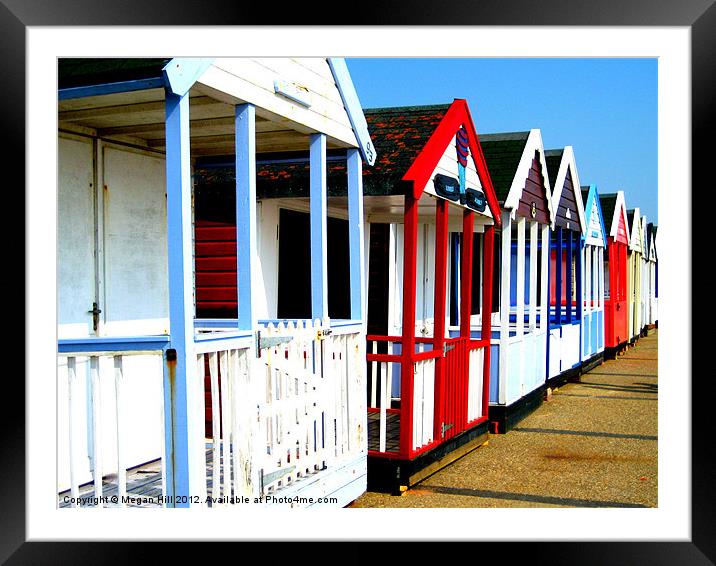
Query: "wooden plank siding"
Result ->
[[554, 170, 581, 232], [195, 220, 238, 318], [516, 152, 550, 224]]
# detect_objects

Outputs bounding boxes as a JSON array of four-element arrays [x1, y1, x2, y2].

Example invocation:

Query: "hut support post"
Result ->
[[432, 200, 449, 440], [164, 91, 207, 507], [460, 211, 475, 338], [347, 148, 365, 322], [515, 217, 526, 336], [481, 225, 495, 418], [498, 210, 511, 405], [310, 133, 328, 320], [459, 211, 474, 431], [555, 227, 563, 326], [540, 224, 549, 331], [400, 190, 419, 458], [575, 233, 582, 331], [235, 103, 257, 332], [566, 230, 573, 323], [515, 217, 526, 388], [529, 220, 538, 331]]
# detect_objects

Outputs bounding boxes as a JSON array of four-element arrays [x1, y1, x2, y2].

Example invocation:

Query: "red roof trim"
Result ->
[[401, 99, 502, 227]]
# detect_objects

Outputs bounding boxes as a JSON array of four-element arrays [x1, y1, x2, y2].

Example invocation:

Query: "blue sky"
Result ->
[[346, 58, 658, 224]]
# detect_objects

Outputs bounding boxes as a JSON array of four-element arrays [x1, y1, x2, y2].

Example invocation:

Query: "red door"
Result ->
[[604, 239, 628, 348]]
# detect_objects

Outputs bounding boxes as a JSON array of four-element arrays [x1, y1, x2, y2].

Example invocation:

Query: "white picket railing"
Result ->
[[58, 320, 365, 507], [412, 353, 436, 451], [58, 347, 165, 508], [235, 319, 364, 497], [194, 339, 253, 503], [466, 346, 485, 423]]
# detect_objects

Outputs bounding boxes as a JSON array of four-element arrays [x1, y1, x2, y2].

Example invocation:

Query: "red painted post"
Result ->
[[400, 190, 419, 459], [459, 211, 474, 431], [432, 200, 449, 441], [481, 224, 495, 418]]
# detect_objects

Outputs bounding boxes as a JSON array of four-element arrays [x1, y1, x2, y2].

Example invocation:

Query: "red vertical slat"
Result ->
[[460, 211, 474, 432], [432, 200, 449, 441], [401, 190, 418, 458]]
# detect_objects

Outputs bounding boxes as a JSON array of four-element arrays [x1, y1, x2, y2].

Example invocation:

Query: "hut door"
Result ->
[[100, 146, 168, 336], [60, 141, 170, 338], [58, 136, 98, 339]]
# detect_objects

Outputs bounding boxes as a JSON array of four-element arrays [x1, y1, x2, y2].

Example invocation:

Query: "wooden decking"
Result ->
[[58, 444, 226, 508], [367, 411, 401, 453]]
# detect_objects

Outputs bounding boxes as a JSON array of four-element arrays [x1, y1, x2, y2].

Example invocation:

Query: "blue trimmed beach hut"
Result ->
[[544, 147, 587, 387], [580, 184, 607, 370], [57, 57, 374, 508]]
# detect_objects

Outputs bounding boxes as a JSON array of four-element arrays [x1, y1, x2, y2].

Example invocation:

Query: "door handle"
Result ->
[[88, 302, 102, 332]]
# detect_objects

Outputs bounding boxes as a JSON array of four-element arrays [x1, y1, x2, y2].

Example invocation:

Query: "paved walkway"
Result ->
[[351, 330, 658, 508]]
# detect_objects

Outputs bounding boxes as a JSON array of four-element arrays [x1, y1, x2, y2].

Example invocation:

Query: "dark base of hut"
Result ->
[[579, 352, 604, 375], [604, 341, 628, 360], [367, 421, 489, 495], [546, 364, 581, 389], [488, 384, 546, 435]]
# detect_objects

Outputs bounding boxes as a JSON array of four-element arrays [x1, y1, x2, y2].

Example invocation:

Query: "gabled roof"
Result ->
[[364, 104, 451, 186], [194, 100, 503, 224], [544, 149, 564, 192], [581, 184, 607, 247], [627, 208, 643, 252], [400, 99, 501, 222], [545, 146, 586, 234], [646, 222, 658, 261], [478, 129, 555, 226], [599, 191, 630, 242], [478, 132, 530, 203]]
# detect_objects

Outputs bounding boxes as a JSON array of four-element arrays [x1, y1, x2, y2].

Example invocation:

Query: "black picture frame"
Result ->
[[9, 1, 709, 563]]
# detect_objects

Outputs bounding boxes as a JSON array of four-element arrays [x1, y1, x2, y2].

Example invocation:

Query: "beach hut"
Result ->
[[544, 148, 587, 386], [191, 100, 502, 494], [580, 185, 607, 371], [645, 223, 658, 329], [599, 191, 630, 356], [57, 57, 374, 507], [358, 102, 501, 493], [626, 208, 644, 344], [479, 131, 556, 433]]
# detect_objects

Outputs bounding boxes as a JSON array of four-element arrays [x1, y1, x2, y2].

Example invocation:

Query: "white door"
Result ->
[[58, 135, 97, 339], [57, 139, 167, 493], [102, 145, 168, 336]]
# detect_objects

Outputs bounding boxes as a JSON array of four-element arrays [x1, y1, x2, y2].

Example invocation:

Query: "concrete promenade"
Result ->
[[352, 330, 658, 508]]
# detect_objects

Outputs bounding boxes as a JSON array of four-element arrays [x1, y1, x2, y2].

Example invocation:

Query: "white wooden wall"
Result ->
[[57, 137, 167, 492]]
